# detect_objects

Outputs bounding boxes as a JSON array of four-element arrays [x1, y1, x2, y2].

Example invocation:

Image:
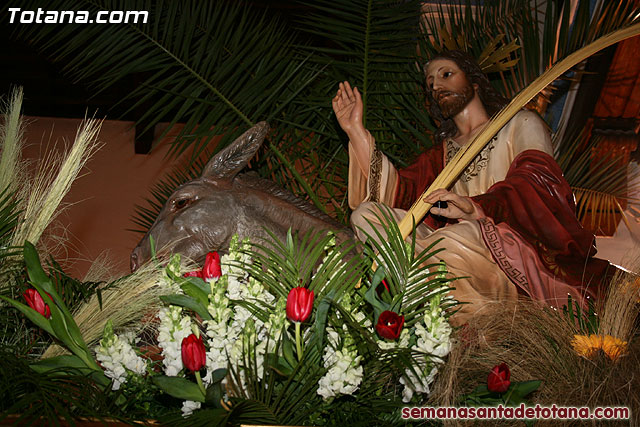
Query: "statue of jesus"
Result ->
[[333, 50, 611, 322]]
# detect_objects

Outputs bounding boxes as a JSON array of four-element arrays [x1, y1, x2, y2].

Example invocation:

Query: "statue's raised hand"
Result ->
[[332, 81, 365, 138]]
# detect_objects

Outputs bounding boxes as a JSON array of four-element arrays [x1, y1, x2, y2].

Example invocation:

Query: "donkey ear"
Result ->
[[201, 121, 270, 180]]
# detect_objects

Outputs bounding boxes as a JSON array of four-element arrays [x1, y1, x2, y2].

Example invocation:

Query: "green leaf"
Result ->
[[23, 241, 50, 287], [30, 355, 88, 372], [0, 295, 55, 337], [149, 234, 158, 260], [466, 384, 490, 396], [269, 356, 294, 377], [365, 268, 391, 320], [282, 328, 297, 369], [464, 397, 505, 407], [370, 266, 387, 290], [180, 280, 210, 306], [153, 375, 206, 403], [312, 292, 333, 352], [205, 370, 228, 408], [508, 380, 542, 401], [160, 294, 212, 321], [205, 381, 224, 408], [29, 356, 111, 388], [35, 286, 80, 352], [211, 368, 228, 384], [23, 243, 76, 322]]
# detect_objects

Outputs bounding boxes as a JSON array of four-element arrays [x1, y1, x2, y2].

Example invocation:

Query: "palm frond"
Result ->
[[246, 0, 436, 225], [0, 346, 131, 424], [419, 0, 639, 101], [240, 228, 363, 302], [14, 0, 317, 147], [294, 0, 433, 157], [217, 228, 414, 424], [556, 130, 634, 234], [357, 205, 456, 326], [130, 148, 210, 233], [226, 335, 325, 425], [13, 0, 333, 229]]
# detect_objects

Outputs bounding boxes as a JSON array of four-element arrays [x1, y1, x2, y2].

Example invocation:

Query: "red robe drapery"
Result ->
[[393, 143, 611, 302]]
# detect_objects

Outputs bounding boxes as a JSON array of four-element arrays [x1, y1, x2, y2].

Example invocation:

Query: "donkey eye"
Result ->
[[174, 198, 189, 210]]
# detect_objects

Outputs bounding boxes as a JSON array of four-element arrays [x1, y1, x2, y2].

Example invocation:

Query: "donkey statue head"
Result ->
[[130, 122, 352, 271]]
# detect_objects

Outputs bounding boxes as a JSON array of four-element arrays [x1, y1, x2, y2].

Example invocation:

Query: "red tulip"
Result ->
[[202, 252, 222, 279], [487, 363, 511, 393], [376, 310, 404, 340], [181, 333, 207, 372], [183, 252, 222, 280], [286, 287, 314, 323], [23, 288, 51, 319]]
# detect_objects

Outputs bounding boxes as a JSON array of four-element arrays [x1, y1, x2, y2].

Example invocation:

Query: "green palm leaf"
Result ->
[[357, 205, 456, 326], [294, 0, 434, 157], [556, 131, 634, 234], [12, 0, 329, 229], [419, 0, 638, 98], [0, 346, 134, 424], [13, 1, 319, 154], [241, 228, 363, 302]]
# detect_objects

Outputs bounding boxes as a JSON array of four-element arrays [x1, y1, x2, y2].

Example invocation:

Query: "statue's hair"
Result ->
[[424, 50, 509, 142]]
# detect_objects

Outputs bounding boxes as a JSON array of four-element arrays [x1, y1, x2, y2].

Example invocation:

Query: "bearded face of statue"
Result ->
[[436, 83, 474, 118], [426, 58, 476, 119]]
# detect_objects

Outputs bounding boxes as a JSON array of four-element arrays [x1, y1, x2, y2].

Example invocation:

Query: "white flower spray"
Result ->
[[181, 400, 201, 417], [399, 291, 452, 402], [157, 305, 192, 376], [202, 235, 279, 389], [317, 293, 366, 400], [95, 320, 147, 390]]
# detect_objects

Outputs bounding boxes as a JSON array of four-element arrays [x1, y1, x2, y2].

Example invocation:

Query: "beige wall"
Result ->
[[21, 116, 193, 280]]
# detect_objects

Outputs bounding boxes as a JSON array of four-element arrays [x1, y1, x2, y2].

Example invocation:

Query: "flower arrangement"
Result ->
[[3, 207, 457, 424]]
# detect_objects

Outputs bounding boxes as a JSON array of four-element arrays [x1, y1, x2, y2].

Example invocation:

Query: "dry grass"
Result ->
[[0, 87, 26, 195], [43, 261, 165, 358], [11, 117, 103, 251], [82, 249, 123, 283], [2, 87, 104, 264], [429, 271, 640, 426]]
